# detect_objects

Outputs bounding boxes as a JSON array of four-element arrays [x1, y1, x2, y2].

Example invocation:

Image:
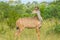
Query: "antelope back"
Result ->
[[16, 17, 41, 28]]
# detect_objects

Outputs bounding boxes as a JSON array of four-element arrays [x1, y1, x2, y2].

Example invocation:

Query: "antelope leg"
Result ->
[[15, 27, 20, 40], [36, 27, 40, 40]]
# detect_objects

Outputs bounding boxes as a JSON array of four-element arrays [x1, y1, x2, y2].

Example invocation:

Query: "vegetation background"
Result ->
[[0, 0, 60, 40]]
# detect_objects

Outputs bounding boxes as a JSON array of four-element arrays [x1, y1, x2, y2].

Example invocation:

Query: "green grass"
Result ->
[[0, 18, 60, 40]]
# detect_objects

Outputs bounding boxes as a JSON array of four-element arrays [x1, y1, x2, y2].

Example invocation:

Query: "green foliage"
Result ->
[[54, 24, 60, 33], [0, 1, 60, 40], [41, 1, 60, 19], [0, 0, 60, 30], [46, 22, 60, 35]]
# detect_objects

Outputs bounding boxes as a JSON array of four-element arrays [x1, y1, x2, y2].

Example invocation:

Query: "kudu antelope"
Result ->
[[15, 6, 42, 40]]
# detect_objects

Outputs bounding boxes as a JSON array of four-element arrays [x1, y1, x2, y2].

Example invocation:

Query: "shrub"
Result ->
[[54, 24, 60, 33]]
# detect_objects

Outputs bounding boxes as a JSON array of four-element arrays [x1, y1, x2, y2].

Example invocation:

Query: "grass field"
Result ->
[[0, 18, 60, 40]]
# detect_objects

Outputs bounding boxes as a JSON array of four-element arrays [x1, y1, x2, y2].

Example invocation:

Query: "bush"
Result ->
[[0, 1, 60, 30], [54, 24, 60, 33]]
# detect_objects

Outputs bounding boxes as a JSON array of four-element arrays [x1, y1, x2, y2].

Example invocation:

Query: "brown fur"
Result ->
[[16, 17, 41, 28], [15, 17, 41, 40]]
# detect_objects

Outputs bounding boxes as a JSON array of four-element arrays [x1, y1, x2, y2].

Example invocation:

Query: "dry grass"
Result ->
[[0, 18, 60, 40]]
